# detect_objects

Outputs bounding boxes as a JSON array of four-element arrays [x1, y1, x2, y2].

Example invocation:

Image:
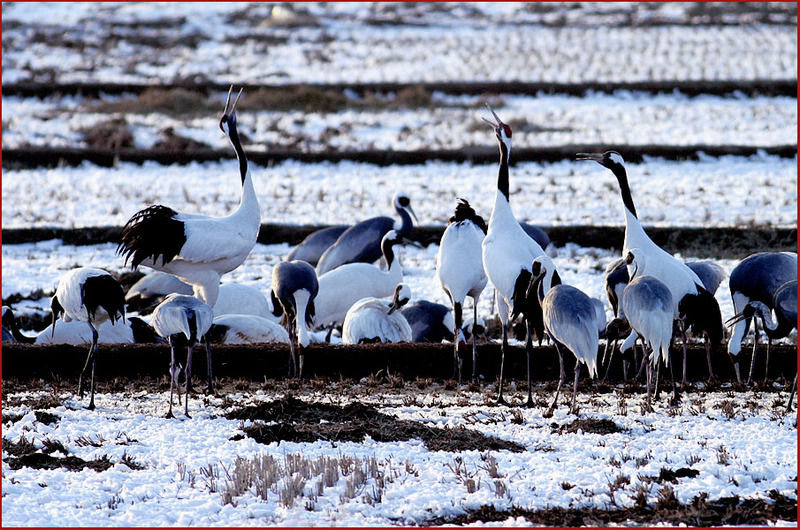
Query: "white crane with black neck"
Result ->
[[482, 105, 560, 406], [576, 151, 722, 386], [117, 87, 260, 308]]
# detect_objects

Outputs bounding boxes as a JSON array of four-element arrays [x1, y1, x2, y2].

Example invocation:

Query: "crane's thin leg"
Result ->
[[287, 325, 298, 379], [644, 351, 654, 413], [747, 317, 759, 385], [496, 323, 508, 405], [166, 340, 177, 419], [205, 336, 214, 394], [299, 344, 305, 379], [653, 346, 661, 401], [524, 321, 534, 408], [78, 324, 98, 400], [764, 338, 772, 383], [471, 299, 479, 383], [544, 343, 566, 418], [570, 358, 581, 415], [602, 339, 615, 381], [786, 372, 797, 412], [704, 331, 715, 382], [453, 301, 462, 382], [86, 324, 99, 411], [184, 346, 193, 418], [668, 345, 679, 404], [679, 320, 689, 386]]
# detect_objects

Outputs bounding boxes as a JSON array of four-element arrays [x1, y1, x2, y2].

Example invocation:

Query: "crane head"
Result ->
[[482, 103, 512, 151], [393, 192, 418, 223], [388, 283, 412, 314], [219, 86, 244, 135], [575, 150, 625, 170]]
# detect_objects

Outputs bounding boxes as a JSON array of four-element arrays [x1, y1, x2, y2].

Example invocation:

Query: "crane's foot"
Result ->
[[568, 405, 580, 416], [496, 395, 508, 406], [523, 396, 535, 409], [86, 402, 96, 411], [542, 406, 555, 419], [165, 410, 175, 419]]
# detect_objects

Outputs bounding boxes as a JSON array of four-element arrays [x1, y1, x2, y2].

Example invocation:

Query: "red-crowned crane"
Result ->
[[151, 294, 215, 418], [436, 198, 488, 382], [577, 151, 722, 385], [50, 267, 125, 410], [342, 283, 413, 344], [117, 87, 260, 308], [482, 105, 559, 406]]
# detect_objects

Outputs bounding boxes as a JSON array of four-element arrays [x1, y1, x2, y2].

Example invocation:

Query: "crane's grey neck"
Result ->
[[497, 141, 510, 201], [751, 301, 791, 338], [395, 206, 413, 237], [611, 164, 637, 219]]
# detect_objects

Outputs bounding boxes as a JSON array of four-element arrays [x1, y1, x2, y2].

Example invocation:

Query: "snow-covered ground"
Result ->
[[1, 385, 796, 526], [2, 3, 795, 85], [2, 92, 796, 151], [2, 154, 796, 230]]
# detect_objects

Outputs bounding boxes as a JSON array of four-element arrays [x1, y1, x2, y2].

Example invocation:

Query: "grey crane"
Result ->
[[271, 260, 319, 378]]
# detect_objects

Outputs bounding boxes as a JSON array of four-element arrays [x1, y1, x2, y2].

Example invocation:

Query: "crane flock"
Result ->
[[5, 87, 796, 417]]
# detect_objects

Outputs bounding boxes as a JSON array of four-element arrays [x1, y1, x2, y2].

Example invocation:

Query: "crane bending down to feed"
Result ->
[[576, 151, 721, 385], [481, 105, 558, 406], [117, 86, 260, 308], [50, 268, 126, 410], [726, 252, 797, 384], [436, 198, 487, 382], [151, 294, 215, 418], [271, 260, 319, 378], [342, 284, 413, 344], [530, 255, 598, 417], [316, 192, 417, 275], [727, 279, 797, 384]]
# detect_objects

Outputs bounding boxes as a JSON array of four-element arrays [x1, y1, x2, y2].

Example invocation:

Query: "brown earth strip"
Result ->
[[3, 80, 796, 99], [2, 224, 795, 259], [420, 491, 797, 526], [3, 144, 797, 170], [2, 341, 796, 385]]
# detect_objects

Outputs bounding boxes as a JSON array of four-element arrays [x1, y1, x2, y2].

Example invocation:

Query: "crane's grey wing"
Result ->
[[287, 225, 349, 266], [687, 261, 727, 295], [317, 217, 394, 273]]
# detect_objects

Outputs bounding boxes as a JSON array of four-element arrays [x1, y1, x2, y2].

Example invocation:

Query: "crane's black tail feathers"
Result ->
[[81, 275, 125, 324], [449, 199, 488, 234], [117, 205, 185, 268]]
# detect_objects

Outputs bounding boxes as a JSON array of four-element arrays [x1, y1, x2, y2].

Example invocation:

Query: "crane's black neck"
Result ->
[[611, 164, 637, 219], [228, 122, 248, 185], [382, 239, 397, 268], [497, 141, 510, 201]]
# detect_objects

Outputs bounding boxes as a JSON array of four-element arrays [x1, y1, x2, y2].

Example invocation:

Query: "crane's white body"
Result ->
[[55, 268, 121, 324], [36, 319, 136, 345], [140, 187, 260, 307], [622, 210, 702, 319], [211, 314, 289, 344], [314, 250, 403, 328], [125, 271, 193, 301], [213, 284, 277, 321], [483, 196, 546, 306], [437, 216, 487, 314], [342, 297, 413, 344]]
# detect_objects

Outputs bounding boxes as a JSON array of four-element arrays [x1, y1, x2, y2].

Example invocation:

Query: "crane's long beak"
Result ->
[[224, 86, 244, 115], [575, 152, 604, 162], [400, 236, 424, 249], [482, 102, 505, 129], [406, 204, 419, 224], [724, 312, 747, 328]]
